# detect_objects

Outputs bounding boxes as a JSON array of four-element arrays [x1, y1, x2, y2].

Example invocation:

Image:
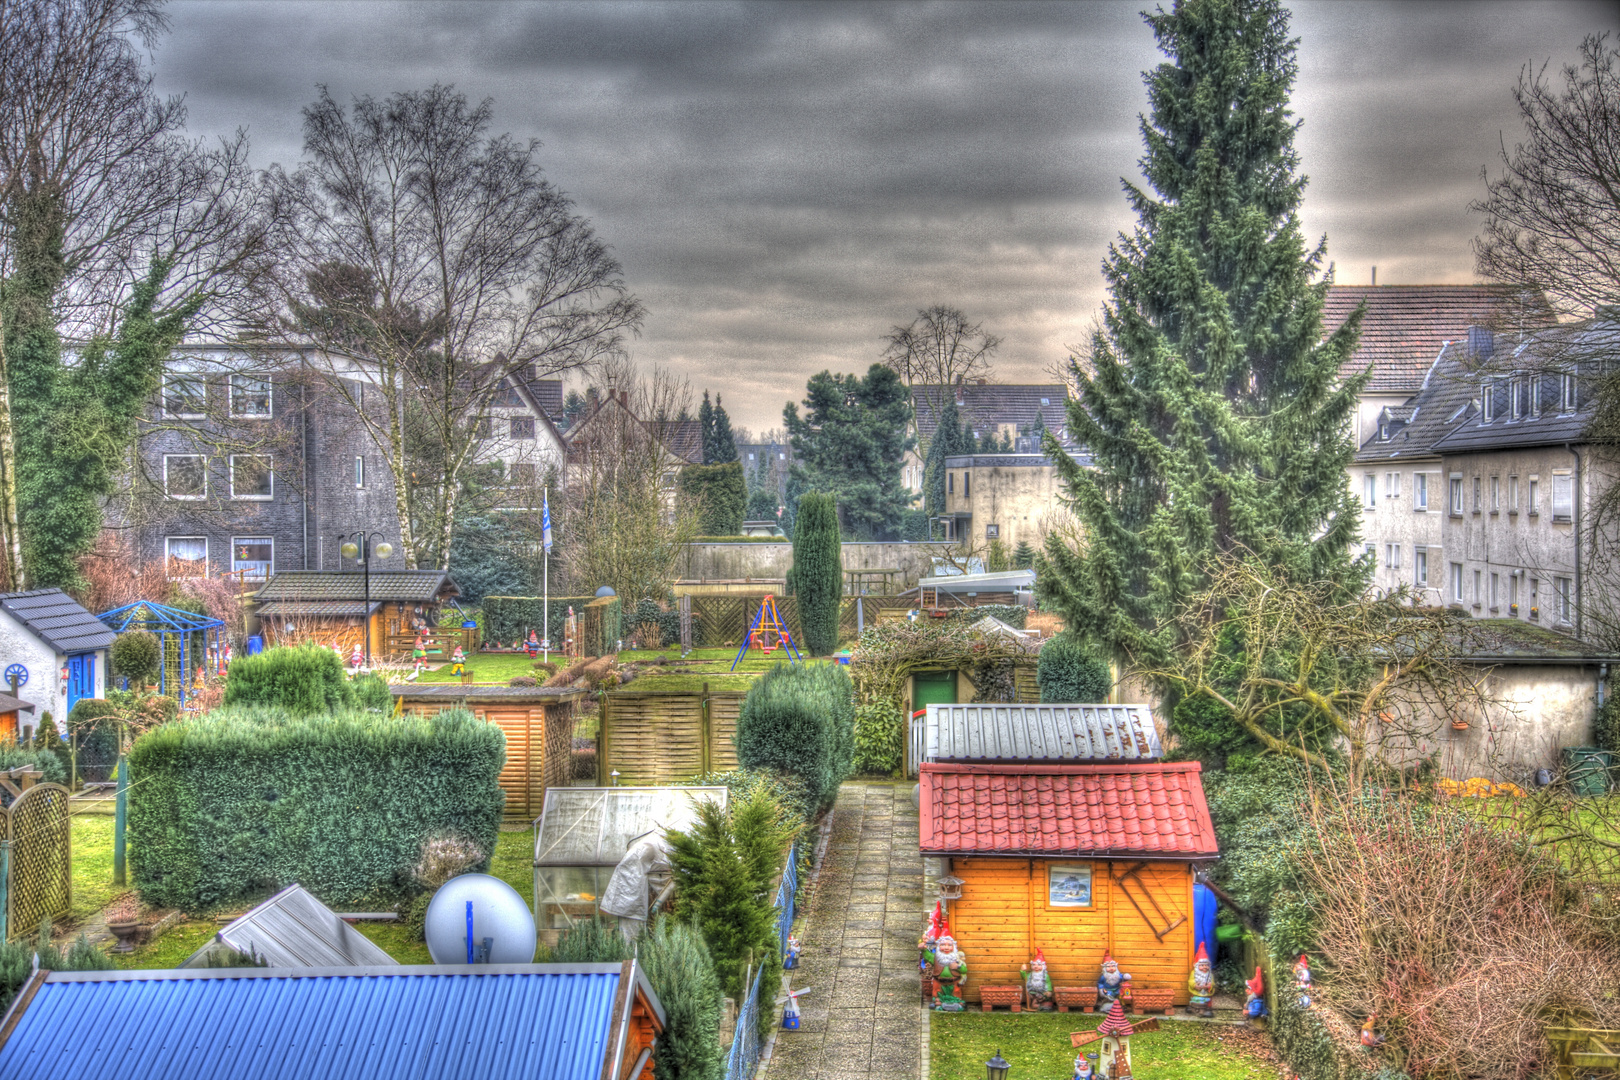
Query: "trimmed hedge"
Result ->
[[129, 706, 505, 911], [483, 595, 597, 646], [626, 598, 680, 648], [1037, 631, 1111, 703], [224, 645, 349, 714], [787, 492, 842, 655], [853, 700, 904, 776], [735, 662, 853, 809]]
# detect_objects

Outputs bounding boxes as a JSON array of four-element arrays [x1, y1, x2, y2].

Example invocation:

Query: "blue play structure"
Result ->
[[98, 600, 226, 705], [730, 595, 802, 671]]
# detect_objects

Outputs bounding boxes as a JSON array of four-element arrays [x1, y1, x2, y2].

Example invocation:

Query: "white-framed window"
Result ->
[[1511, 377, 1525, 419], [1531, 577, 1541, 618], [1561, 369, 1578, 413], [354, 456, 365, 488], [1529, 374, 1542, 416], [1472, 477, 1481, 512], [165, 536, 207, 579], [162, 369, 206, 418], [511, 417, 535, 440], [232, 537, 273, 581], [1509, 475, 1520, 512], [1482, 379, 1496, 422], [986, 524, 1000, 540], [1364, 473, 1376, 509], [1473, 569, 1482, 606], [163, 454, 207, 500], [228, 373, 272, 418], [1552, 471, 1573, 522], [493, 384, 524, 408], [1414, 549, 1428, 586], [229, 455, 273, 500], [1364, 543, 1377, 563], [963, 472, 971, 497], [1555, 576, 1572, 622], [1490, 572, 1500, 609], [1385, 543, 1400, 570], [474, 417, 491, 440], [1449, 475, 1464, 516], [948, 473, 955, 494], [1490, 475, 1500, 511], [1510, 573, 1519, 610], [1386, 472, 1402, 499], [1451, 562, 1465, 603], [1528, 476, 1540, 515], [1413, 473, 1425, 510]]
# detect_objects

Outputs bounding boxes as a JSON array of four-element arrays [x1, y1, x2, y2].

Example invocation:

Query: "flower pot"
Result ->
[[979, 985, 1023, 1012], [1054, 987, 1089, 1013], [1451, 720, 1471, 730], [1132, 988, 1176, 1015], [107, 919, 140, 954]]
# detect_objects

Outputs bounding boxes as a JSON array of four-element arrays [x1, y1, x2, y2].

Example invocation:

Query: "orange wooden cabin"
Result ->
[[919, 760, 1219, 1005]]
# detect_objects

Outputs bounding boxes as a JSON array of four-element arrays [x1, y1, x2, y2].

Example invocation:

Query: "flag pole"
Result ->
[[542, 487, 551, 665]]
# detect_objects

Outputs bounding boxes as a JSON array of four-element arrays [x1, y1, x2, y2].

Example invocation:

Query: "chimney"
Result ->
[[1467, 326, 1494, 360], [619, 390, 629, 407], [1371, 266, 1377, 286]]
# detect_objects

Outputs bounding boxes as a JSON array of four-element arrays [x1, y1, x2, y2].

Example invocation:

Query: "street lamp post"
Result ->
[[338, 531, 394, 668]]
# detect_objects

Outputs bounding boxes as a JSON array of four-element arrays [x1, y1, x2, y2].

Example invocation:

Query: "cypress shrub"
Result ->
[[0, 924, 111, 1011], [128, 706, 505, 911], [787, 492, 842, 655], [482, 596, 598, 645], [1037, 632, 1111, 703], [223, 645, 350, 714], [110, 631, 160, 687], [552, 916, 631, 963], [734, 662, 853, 809], [640, 916, 724, 1080]]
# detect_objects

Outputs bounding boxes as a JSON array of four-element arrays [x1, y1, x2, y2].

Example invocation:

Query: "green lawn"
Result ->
[[413, 647, 811, 687], [931, 1013, 1278, 1080], [111, 920, 219, 970], [70, 813, 121, 923]]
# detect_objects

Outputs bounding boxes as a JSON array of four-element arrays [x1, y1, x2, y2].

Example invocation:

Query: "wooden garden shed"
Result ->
[[919, 760, 1218, 1006], [254, 570, 463, 657], [392, 685, 586, 821]]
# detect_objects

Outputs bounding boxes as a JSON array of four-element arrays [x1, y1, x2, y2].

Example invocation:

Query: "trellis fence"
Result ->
[[684, 595, 912, 649], [0, 783, 72, 939]]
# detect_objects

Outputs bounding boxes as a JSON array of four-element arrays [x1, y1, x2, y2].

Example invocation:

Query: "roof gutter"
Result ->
[[919, 848, 1219, 863]]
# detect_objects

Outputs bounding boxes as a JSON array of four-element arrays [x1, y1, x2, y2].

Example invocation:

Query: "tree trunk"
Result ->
[[0, 331, 24, 591]]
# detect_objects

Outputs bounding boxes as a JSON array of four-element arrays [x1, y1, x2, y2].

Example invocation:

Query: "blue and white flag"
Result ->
[[542, 490, 553, 554]]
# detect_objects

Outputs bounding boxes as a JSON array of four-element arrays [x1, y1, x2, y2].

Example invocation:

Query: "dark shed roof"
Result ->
[[0, 590, 117, 654], [255, 571, 458, 604]]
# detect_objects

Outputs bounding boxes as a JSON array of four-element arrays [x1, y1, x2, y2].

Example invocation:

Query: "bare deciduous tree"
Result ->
[[274, 85, 643, 571], [879, 304, 1000, 446]]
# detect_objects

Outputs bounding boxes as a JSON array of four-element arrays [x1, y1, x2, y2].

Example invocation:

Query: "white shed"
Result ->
[[0, 589, 115, 734]]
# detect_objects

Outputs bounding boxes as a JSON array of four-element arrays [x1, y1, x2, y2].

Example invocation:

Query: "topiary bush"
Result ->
[[1036, 631, 1111, 702], [786, 492, 842, 655], [224, 645, 350, 715], [853, 701, 904, 776], [734, 661, 853, 809], [67, 697, 122, 734], [110, 631, 160, 688], [128, 706, 505, 911]]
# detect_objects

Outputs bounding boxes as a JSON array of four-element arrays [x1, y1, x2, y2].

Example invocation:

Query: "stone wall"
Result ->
[[677, 541, 958, 588]]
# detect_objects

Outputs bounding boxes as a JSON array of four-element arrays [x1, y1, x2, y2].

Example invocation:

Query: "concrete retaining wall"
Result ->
[[678, 541, 957, 588]]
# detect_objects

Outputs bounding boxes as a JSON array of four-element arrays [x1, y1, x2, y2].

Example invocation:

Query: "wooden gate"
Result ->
[[2, 783, 71, 938]]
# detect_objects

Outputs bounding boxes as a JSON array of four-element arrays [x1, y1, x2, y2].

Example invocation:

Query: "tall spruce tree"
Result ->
[[783, 365, 913, 540], [698, 390, 715, 464], [711, 394, 738, 462], [922, 398, 967, 521], [1039, 0, 1366, 727]]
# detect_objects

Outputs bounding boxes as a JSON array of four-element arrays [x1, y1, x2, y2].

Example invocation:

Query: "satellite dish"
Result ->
[[424, 873, 536, 965], [595, 586, 616, 597]]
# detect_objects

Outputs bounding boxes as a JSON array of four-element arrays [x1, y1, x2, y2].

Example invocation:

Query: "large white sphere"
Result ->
[[424, 873, 537, 965]]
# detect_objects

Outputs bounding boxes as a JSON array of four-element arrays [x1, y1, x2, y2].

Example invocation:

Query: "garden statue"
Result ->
[[785, 934, 801, 969], [1186, 941, 1214, 1017], [1361, 1013, 1385, 1047], [1293, 953, 1312, 1009], [1022, 946, 1054, 1011], [449, 645, 467, 678], [780, 983, 808, 1030], [350, 643, 364, 670], [1096, 950, 1132, 1010], [1243, 967, 1268, 1027], [526, 630, 540, 658], [918, 903, 943, 1003], [409, 635, 427, 680], [927, 934, 968, 1011], [1095, 999, 1136, 1079], [1073, 1050, 1096, 1080]]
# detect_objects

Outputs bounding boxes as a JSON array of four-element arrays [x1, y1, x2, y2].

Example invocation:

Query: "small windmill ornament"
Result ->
[[1071, 999, 1160, 1079], [776, 980, 812, 1030]]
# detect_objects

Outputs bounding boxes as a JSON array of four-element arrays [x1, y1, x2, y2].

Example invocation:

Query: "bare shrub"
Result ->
[[1297, 782, 1620, 1079], [413, 833, 485, 890]]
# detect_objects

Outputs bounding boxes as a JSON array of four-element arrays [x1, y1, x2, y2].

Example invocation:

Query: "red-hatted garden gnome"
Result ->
[[408, 635, 427, 680], [449, 644, 466, 678], [926, 934, 967, 1011], [1244, 966, 1269, 1028], [350, 642, 364, 670], [1022, 947, 1054, 1011], [1294, 953, 1313, 1009], [1096, 950, 1131, 1010], [1186, 941, 1215, 1017]]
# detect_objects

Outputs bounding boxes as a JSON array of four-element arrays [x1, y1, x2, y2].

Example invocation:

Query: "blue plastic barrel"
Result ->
[[246, 635, 264, 655]]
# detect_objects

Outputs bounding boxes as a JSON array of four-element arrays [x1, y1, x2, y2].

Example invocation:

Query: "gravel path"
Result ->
[[764, 782, 925, 1080]]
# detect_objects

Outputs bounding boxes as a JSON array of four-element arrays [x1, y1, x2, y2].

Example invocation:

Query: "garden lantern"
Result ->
[[336, 532, 394, 667], [985, 1049, 1010, 1080], [937, 874, 964, 900]]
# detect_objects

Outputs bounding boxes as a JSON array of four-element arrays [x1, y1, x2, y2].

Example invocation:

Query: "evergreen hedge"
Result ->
[[482, 596, 597, 646], [128, 706, 505, 911], [679, 462, 747, 537], [224, 645, 350, 714], [735, 662, 853, 809], [1036, 632, 1111, 703], [786, 492, 842, 655]]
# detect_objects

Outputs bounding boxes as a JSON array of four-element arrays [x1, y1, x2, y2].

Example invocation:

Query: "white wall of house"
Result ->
[[1432, 662, 1602, 780], [1352, 390, 1417, 452], [0, 610, 105, 735], [1354, 457, 1446, 602]]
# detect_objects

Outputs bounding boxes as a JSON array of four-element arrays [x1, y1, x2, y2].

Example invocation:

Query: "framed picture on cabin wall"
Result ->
[[1047, 864, 1092, 907]]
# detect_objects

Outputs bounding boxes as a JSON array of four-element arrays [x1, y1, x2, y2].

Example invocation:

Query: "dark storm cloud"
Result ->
[[152, 0, 1617, 433]]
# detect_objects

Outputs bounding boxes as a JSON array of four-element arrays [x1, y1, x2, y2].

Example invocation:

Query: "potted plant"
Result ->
[[105, 893, 140, 953]]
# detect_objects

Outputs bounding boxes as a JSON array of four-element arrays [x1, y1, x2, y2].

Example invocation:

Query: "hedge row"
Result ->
[[735, 662, 853, 809], [128, 706, 505, 911], [224, 645, 389, 715], [483, 596, 598, 646]]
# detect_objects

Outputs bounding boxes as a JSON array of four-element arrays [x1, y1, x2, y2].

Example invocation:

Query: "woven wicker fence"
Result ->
[[1, 783, 71, 939], [685, 594, 911, 650], [599, 687, 747, 785]]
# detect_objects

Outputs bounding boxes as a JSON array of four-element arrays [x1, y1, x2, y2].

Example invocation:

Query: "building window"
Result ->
[[963, 472, 971, 497], [493, 384, 524, 408], [1555, 576, 1572, 622], [1448, 475, 1463, 516], [1386, 472, 1402, 499], [1364, 473, 1376, 508], [1561, 369, 1578, 412], [229, 373, 272, 418], [163, 370, 206, 418], [355, 456, 365, 488], [1529, 374, 1542, 416], [1528, 476, 1540, 515], [1530, 577, 1540, 619], [1552, 471, 1572, 522], [163, 454, 207, 500], [1482, 379, 1495, 422], [1414, 548, 1428, 586], [1451, 563, 1464, 603], [1509, 475, 1519, 513], [475, 417, 491, 440], [510, 417, 535, 440], [1473, 569, 1482, 606], [232, 537, 273, 581], [1413, 473, 1425, 510], [1364, 543, 1376, 563], [510, 462, 536, 486], [1511, 377, 1526, 419], [1510, 573, 1519, 610], [1385, 543, 1400, 570], [229, 455, 273, 500], [986, 524, 1000, 540], [165, 537, 207, 579], [1472, 477, 1481, 512], [947, 472, 954, 494], [1490, 475, 1500, 511], [1490, 572, 1499, 610]]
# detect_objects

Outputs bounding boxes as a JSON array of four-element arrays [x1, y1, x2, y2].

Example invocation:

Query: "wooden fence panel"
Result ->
[[602, 694, 707, 785], [1014, 662, 1040, 704], [707, 693, 747, 773]]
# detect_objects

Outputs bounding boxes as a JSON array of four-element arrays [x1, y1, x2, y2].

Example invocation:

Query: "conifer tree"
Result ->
[[786, 491, 843, 654], [697, 390, 715, 464], [1039, 0, 1365, 680], [922, 398, 967, 521], [711, 394, 738, 463]]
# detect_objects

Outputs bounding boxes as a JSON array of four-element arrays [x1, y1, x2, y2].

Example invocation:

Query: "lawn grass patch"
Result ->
[[112, 920, 219, 970], [70, 813, 118, 923], [354, 920, 434, 964], [930, 1013, 1277, 1080]]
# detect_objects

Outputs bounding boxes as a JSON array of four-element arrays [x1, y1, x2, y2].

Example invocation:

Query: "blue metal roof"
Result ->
[[0, 963, 646, 1080]]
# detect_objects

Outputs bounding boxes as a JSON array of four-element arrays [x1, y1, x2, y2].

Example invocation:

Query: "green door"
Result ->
[[912, 669, 958, 710]]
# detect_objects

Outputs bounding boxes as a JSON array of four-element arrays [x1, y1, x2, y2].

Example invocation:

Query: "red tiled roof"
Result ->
[[1325, 285, 1553, 395], [919, 762, 1218, 860]]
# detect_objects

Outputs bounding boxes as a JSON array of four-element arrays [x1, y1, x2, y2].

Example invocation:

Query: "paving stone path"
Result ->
[[765, 782, 924, 1080]]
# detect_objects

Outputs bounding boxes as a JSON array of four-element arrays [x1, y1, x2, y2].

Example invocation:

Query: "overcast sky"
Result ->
[[154, 0, 1618, 435]]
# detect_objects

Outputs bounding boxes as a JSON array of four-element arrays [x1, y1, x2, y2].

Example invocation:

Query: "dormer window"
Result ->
[[1561, 368, 1578, 412], [1529, 374, 1542, 416], [1482, 379, 1495, 423], [1510, 377, 1524, 420], [1379, 417, 1389, 440]]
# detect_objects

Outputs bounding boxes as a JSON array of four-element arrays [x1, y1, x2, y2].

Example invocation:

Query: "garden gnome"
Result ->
[[1244, 967, 1269, 1027], [927, 934, 968, 1011], [350, 642, 364, 670], [919, 903, 943, 1002], [1096, 950, 1131, 1010], [1186, 941, 1215, 1017], [526, 630, 540, 658], [784, 934, 801, 969], [449, 644, 467, 678], [1361, 1013, 1385, 1047], [409, 635, 427, 680], [1293, 953, 1312, 1009], [1073, 1051, 1096, 1080], [1022, 946, 1054, 1011]]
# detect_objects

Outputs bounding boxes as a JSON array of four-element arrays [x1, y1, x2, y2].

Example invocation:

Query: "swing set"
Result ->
[[730, 595, 802, 671]]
